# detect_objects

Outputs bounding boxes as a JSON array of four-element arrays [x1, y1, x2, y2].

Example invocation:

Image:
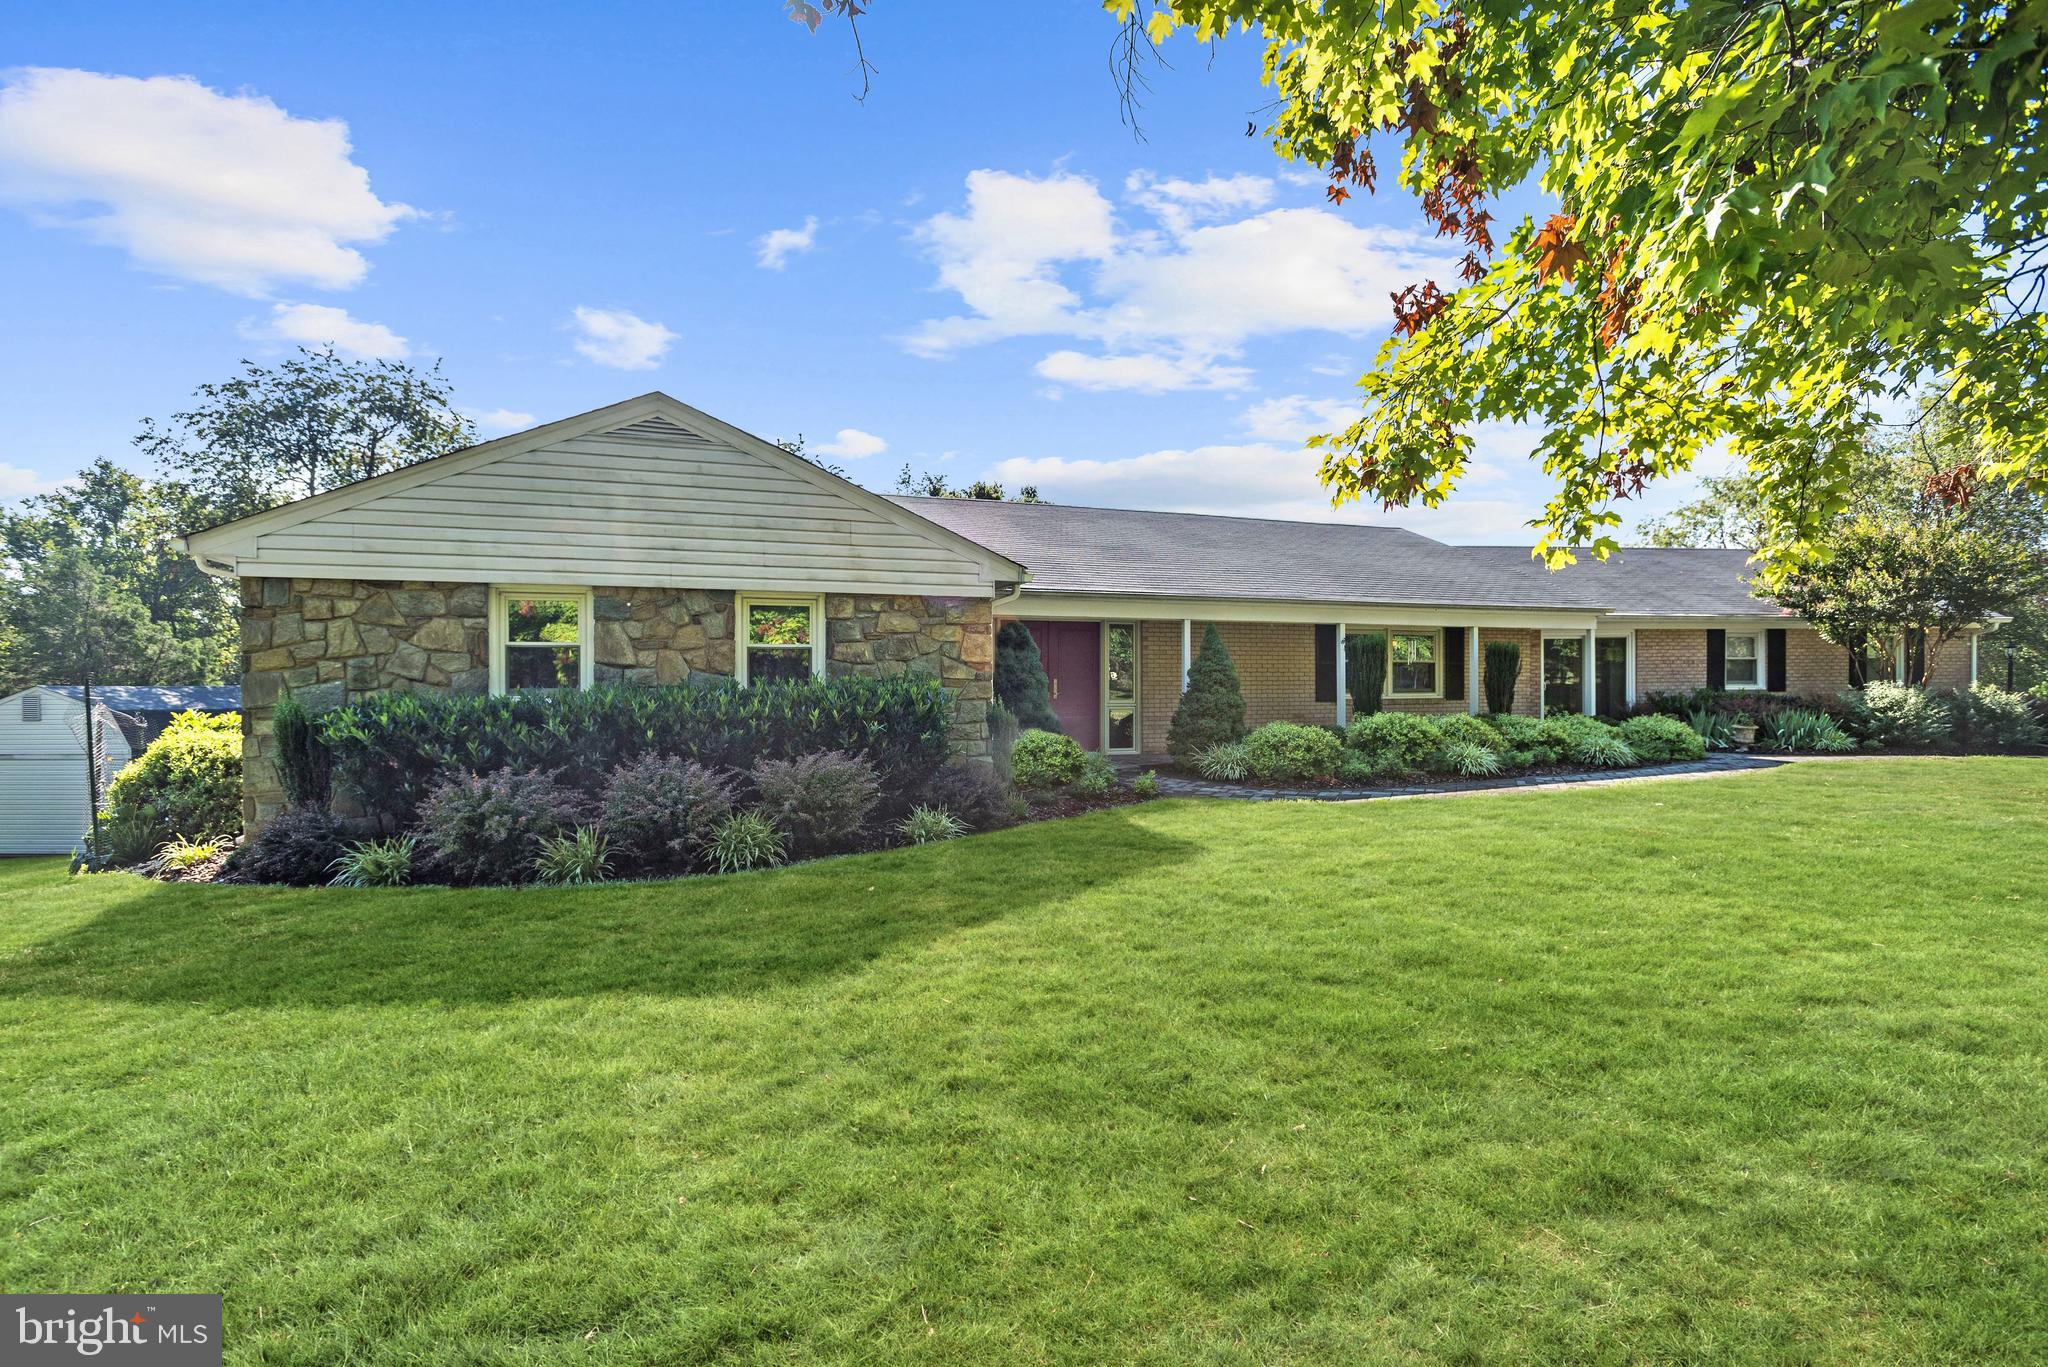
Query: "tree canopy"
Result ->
[[1102, 0, 2046, 573]]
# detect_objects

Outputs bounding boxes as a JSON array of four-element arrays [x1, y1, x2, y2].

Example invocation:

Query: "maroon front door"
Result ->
[[1024, 621, 1101, 750]]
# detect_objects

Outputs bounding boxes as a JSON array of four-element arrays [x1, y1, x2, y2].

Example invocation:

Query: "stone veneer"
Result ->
[[238, 578, 995, 825]]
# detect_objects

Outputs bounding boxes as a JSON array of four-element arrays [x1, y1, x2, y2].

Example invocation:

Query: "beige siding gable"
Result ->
[[191, 400, 1014, 596]]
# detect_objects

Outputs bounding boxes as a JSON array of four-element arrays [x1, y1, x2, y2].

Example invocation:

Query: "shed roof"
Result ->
[[44, 685, 243, 712]]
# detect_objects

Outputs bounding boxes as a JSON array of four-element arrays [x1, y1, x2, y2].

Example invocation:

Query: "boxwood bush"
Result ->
[[1242, 721, 1342, 782], [1343, 711, 1440, 769], [1616, 714, 1708, 763], [1012, 729, 1089, 789], [318, 675, 952, 830]]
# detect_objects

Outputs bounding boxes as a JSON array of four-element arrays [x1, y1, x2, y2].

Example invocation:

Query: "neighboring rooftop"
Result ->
[[45, 685, 242, 712], [892, 497, 1780, 617]]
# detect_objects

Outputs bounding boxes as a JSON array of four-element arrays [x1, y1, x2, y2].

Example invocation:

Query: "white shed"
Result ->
[[0, 686, 136, 855]]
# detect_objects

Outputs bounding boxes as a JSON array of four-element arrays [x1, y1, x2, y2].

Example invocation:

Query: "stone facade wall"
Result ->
[[238, 577, 995, 826], [824, 594, 994, 758]]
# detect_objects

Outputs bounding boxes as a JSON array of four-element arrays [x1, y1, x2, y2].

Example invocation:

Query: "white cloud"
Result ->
[[904, 169, 1119, 356], [813, 427, 887, 459], [0, 67, 412, 295], [1240, 394, 1358, 442], [252, 301, 408, 359], [903, 167, 1457, 383], [465, 407, 537, 434], [569, 306, 676, 370], [1124, 171, 1274, 233], [755, 215, 818, 269], [0, 462, 60, 500], [1036, 349, 1251, 394]]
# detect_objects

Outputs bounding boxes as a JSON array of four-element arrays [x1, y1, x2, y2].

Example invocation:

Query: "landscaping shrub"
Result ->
[[329, 836, 417, 888], [1344, 711, 1440, 769], [1946, 685, 2044, 750], [271, 691, 332, 809], [1346, 632, 1387, 716], [1436, 740, 1502, 778], [152, 835, 226, 873], [919, 763, 1017, 831], [319, 676, 951, 831], [534, 828, 613, 885], [1132, 770, 1160, 798], [988, 700, 1020, 786], [1242, 721, 1342, 782], [1071, 752, 1118, 796], [601, 756, 735, 874], [751, 750, 881, 858], [1490, 713, 1561, 765], [224, 807, 350, 886], [1336, 751, 1378, 784], [1541, 715, 1636, 766], [706, 810, 785, 873], [900, 805, 966, 845], [102, 710, 243, 849], [415, 768, 588, 886], [1681, 703, 1736, 750], [1167, 624, 1246, 764], [1482, 640, 1522, 715], [77, 803, 165, 870], [994, 623, 1061, 732], [1760, 708, 1857, 753], [1195, 742, 1251, 781], [1617, 714, 1708, 763], [1838, 682, 1951, 749], [1433, 713, 1505, 752], [1012, 729, 1089, 789]]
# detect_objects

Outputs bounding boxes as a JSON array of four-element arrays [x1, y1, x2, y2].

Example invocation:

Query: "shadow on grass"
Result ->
[[0, 810, 1193, 1008]]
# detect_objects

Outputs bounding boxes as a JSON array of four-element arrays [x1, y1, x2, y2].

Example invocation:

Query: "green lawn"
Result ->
[[3, 758, 2045, 1363]]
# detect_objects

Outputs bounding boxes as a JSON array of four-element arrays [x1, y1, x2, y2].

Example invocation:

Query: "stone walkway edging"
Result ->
[[1127, 753, 1793, 802]]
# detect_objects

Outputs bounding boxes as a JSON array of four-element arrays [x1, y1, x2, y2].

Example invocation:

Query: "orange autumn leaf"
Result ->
[[1532, 212, 1587, 283]]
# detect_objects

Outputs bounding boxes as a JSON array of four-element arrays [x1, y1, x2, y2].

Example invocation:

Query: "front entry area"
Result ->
[[1024, 621, 1102, 750]]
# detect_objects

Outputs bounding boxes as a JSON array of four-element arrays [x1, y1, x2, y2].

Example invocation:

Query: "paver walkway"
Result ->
[[1115, 752, 1793, 802]]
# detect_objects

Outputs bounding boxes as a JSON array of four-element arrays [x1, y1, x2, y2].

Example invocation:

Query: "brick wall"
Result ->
[[1637, 626, 1852, 701], [240, 578, 994, 826]]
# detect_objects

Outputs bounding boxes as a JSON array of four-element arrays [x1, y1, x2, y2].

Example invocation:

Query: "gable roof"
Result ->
[[179, 393, 1023, 593], [893, 496, 1781, 617]]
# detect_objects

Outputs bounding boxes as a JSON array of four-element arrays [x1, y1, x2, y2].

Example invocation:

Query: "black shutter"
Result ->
[[1766, 628, 1788, 693], [1442, 626, 1467, 700], [1314, 625, 1336, 703], [1706, 629, 1727, 690]]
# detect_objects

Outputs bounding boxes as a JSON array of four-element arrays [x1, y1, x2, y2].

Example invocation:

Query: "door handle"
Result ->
[[1051, 678, 1059, 699]]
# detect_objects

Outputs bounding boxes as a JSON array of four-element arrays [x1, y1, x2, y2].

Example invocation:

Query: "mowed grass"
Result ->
[[3, 759, 2046, 1364]]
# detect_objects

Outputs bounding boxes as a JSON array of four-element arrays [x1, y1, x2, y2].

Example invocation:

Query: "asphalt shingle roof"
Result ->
[[46, 685, 242, 712], [891, 497, 1781, 617]]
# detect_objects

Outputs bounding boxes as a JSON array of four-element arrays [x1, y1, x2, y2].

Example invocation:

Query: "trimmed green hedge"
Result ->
[[317, 676, 953, 830]]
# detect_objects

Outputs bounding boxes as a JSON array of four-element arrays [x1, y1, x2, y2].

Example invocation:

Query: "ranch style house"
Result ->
[[175, 393, 1992, 823]]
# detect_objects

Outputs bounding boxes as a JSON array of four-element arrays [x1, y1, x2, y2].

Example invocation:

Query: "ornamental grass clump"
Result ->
[[1195, 742, 1251, 782], [706, 810, 785, 873], [899, 805, 967, 845], [533, 827, 613, 885], [329, 836, 417, 889], [1437, 740, 1503, 778], [1762, 708, 1857, 754]]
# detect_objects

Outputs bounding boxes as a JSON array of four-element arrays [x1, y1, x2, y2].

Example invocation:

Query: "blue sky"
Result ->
[[0, 3, 1719, 542]]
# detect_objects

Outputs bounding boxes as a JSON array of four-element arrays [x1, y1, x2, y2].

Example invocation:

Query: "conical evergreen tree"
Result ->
[[1168, 624, 1247, 763], [994, 622, 1061, 732]]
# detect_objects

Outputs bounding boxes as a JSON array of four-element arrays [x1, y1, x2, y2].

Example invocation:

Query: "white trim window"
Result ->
[[1388, 629, 1440, 696], [493, 587, 593, 693], [737, 594, 825, 685], [1724, 631, 1764, 689]]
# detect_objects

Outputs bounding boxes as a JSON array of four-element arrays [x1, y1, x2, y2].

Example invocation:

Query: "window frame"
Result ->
[[1102, 621, 1139, 754], [736, 592, 826, 686], [1385, 627, 1443, 699], [1723, 631, 1765, 690], [490, 586, 594, 695]]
